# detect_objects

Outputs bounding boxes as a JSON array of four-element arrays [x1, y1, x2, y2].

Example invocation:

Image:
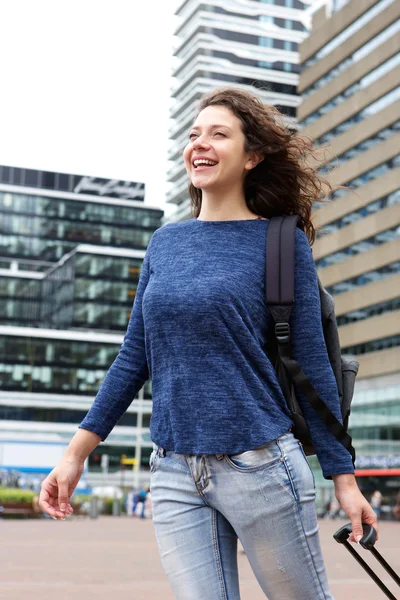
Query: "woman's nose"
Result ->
[[193, 136, 210, 150]]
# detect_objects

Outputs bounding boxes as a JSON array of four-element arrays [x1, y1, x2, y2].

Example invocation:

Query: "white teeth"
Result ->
[[193, 159, 217, 167]]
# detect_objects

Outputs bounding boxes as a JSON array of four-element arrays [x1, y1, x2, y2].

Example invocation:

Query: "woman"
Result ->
[[39, 87, 378, 599]]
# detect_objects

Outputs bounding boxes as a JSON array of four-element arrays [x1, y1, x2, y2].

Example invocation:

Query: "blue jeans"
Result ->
[[149, 430, 333, 599]]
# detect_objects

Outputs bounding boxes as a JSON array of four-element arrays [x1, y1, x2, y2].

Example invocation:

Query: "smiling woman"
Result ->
[[38, 85, 378, 600], [183, 87, 337, 243]]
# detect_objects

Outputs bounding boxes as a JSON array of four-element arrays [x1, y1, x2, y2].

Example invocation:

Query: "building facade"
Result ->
[[0, 166, 164, 488], [167, 0, 312, 222], [297, 0, 400, 504]]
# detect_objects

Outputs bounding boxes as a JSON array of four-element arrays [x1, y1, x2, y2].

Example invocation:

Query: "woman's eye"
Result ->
[[189, 133, 197, 140], [215, 132, 225, 137]]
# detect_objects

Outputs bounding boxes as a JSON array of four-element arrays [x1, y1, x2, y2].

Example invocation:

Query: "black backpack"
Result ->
[[265, 215, 358, 467]]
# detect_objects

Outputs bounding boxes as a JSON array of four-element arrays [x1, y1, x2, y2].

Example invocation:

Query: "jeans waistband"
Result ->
[[151, 428, 294, 458]]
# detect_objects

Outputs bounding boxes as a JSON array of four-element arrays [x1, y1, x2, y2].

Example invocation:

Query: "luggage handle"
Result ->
[[334, 522, 400, 599]]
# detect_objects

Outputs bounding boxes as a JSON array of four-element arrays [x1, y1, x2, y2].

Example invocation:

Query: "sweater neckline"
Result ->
[[191, 217, 268, 224]]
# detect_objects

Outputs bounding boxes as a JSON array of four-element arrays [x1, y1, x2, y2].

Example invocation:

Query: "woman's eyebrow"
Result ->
[[190, 124, 232, 132]]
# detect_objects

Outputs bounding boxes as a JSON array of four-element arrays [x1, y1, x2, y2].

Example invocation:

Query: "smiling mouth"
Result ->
[[192, 159, 218, 169]]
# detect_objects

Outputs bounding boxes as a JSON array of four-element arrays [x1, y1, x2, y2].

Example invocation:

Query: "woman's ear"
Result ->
[[245, 152, 264, 171]]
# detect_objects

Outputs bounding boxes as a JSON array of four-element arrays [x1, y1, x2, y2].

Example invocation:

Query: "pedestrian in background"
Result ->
[[39, 87, 378, 600], [370, 490, 383, 519]]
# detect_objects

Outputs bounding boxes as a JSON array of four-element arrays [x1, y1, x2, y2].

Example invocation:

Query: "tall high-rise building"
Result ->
[[167, 0, 311, 222], [0, 166, 164, 487], [298, 0, 400, 500]]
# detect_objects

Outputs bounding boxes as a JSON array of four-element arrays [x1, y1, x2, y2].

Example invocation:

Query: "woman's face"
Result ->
[[183, 105, 257, 192]]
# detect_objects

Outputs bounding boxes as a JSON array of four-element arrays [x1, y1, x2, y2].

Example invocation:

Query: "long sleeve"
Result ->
[[78, 234, 154, 441], [289, 228, 355, 479]]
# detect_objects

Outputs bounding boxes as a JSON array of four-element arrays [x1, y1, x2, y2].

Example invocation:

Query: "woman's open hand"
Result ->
[[39, 456, 84, 519]]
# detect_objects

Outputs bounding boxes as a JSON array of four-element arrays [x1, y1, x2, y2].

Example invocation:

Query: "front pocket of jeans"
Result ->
[[296, 441, 316, 489], [225, 450, 283, 473]]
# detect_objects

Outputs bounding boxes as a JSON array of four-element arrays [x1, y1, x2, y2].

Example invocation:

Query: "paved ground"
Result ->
[[0, 516, 398, 600]]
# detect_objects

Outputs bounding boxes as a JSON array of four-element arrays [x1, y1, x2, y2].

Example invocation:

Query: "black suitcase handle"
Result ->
[[334, 522, 400, 599]]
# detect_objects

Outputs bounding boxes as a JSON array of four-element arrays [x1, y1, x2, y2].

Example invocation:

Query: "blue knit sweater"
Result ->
[[79, 218, 355, 479]]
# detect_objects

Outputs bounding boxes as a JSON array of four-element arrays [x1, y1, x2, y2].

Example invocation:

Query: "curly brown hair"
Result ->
[[188, 87, 335, 245]]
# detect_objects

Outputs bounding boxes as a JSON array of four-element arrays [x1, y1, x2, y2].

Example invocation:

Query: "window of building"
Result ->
[[303, 0, 396, 70], [337, 297, 400, 326], [320, 189, 400, 237], [316, 225, 400, 270], [342, 334, 400, 356], [314, 87, 400, 146], [302, 19, 400, 99], [325, 262, 400, 296], [300, 54, 400, 129]]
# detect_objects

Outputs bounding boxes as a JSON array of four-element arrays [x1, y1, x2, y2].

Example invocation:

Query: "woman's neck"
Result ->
[[198, 190, 258, 221]]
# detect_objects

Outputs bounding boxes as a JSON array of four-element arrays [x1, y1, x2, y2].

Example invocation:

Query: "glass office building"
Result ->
[[167, 0, 312, 222], [0, 166, 163, 487], [297, 0, 400, 505]]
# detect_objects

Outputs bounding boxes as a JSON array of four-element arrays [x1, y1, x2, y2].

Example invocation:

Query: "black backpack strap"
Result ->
[[279, 355, 356, 465], [266, 216, 356, 466]]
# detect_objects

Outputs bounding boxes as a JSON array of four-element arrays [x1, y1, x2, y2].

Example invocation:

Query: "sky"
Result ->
[[0, 0, 180, 218]]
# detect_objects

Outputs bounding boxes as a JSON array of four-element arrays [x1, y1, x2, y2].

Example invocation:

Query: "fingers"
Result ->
[[350, 519, 363, 544], [348, 512, 379, 544], [57, 477, 71, 515], [39, 478, 74, 520]]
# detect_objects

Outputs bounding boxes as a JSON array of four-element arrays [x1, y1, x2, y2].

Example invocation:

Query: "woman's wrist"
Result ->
[[64, 428, 102, 464], [332, 473, 357, 490]]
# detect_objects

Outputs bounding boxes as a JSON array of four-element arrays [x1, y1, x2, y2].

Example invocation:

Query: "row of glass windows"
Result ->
[[337, 297, 400, 327], [260, 17, 306, 32], [0, 300, 133, 331], [1, 213, 154, 246], [0, 253, 144, 330], [351, 407, 400, 425], [316, 225, 400, 269], [0, 192, 162, 227], [0, 363, 153, 398], [350, 426, 400, 441], [211, 26, 304, 48], [213, 4, 306, 29], [301, 53, 400, 128], [0, 231, 150, 261], [302, 0, 396, 72], [209, 72, 297, 96], [177, 26, 299, 68], [352, 383, 400, 406], [322, 121, 400, 173], [178, 25, 300, 58], [0, 405, 144, 427], [177, 68, 298, 102], [319, 190, 400, 237], [0, 259, 52, 273], [0, 337, 120, 367], [352, 403, 400, 420], [0, 166, 145, 200], [325, 261, 400, 296], [329, 154, 400, 202], [315, 86, 400, 146], [302, 19, 400, 99], [260, 0, 305, 8], [178, 0, 306, 13], [75, 253, 142, 280], [343, 334, 400, 356], [209, 50, 300, 74], [0, 277, 41, 297], [74, 280, 137, 303]]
